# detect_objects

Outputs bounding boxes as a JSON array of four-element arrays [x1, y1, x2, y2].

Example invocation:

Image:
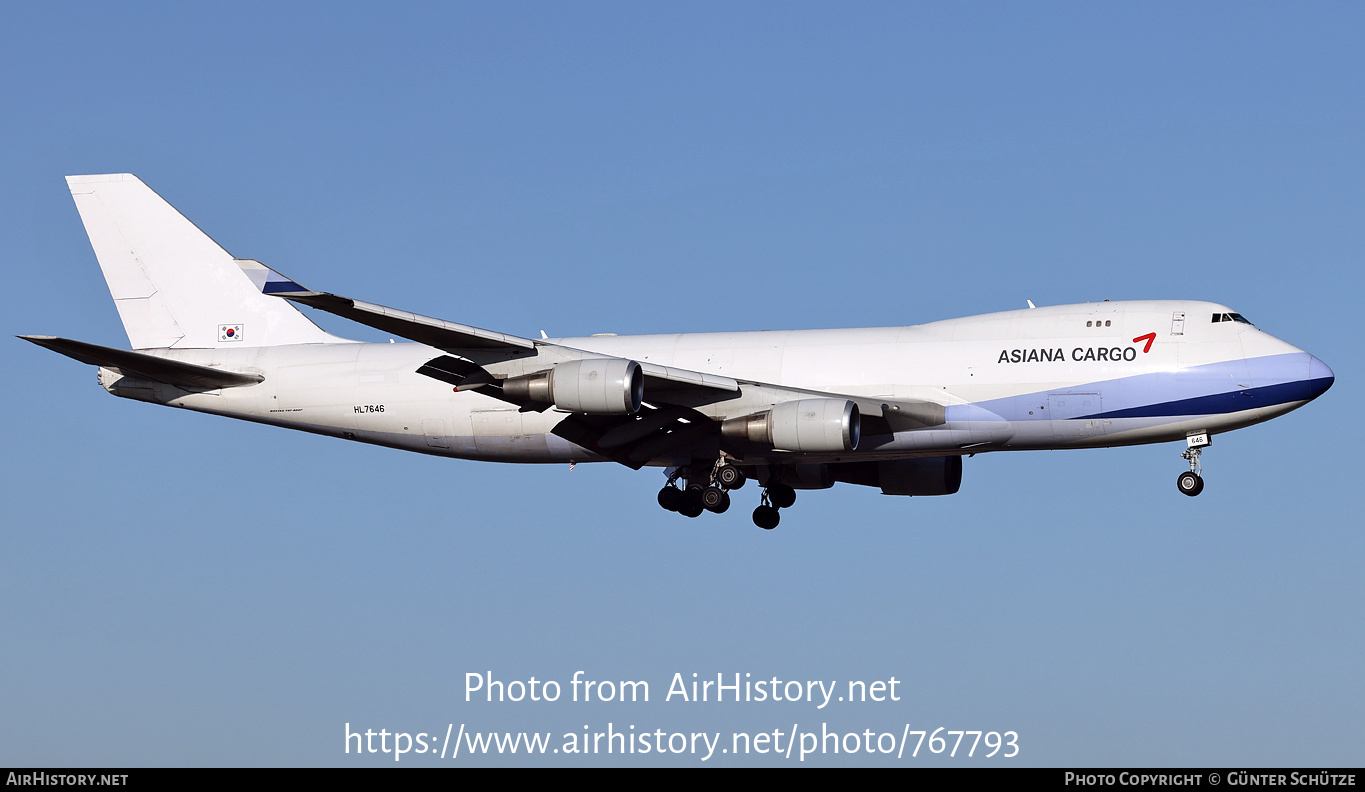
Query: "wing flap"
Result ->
[[549, 404, 718, 469], [638, 362, 739, 393]]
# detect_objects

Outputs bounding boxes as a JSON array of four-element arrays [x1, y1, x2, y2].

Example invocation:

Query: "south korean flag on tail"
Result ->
[[219, 324, 244, 342]]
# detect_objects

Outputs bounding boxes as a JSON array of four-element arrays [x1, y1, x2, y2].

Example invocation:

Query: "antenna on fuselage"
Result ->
[[1026, 300, 1036, 309]]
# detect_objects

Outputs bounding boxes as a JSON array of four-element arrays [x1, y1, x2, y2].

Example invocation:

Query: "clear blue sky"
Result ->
[[2, 3, 1360, 766]]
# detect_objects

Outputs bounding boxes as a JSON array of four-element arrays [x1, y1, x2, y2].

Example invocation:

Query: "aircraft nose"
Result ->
[[1306, 355, 1334, 400]]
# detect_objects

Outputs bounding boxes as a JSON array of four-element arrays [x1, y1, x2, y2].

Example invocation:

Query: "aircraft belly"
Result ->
[[470, 408, 550, 460], [1048, 392, 1106, 439]]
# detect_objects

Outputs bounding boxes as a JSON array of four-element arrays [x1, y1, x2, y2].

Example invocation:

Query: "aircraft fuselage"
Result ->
[[104, 299, 1333, 467]]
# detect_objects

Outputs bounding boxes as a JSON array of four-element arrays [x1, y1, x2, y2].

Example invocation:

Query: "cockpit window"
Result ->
[[1211, 312, 1253, 325]]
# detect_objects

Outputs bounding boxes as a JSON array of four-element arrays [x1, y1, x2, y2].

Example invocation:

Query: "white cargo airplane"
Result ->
[[23, 174, 1335, 528]]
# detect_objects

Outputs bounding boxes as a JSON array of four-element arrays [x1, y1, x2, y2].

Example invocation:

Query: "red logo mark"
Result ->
[[1133, 332, 1156, 353]]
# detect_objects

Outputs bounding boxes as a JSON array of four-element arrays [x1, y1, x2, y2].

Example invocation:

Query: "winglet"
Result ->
[[235, 259, 322, 298]]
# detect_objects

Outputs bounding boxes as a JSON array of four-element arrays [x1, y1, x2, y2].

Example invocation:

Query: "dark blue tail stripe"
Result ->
[[263, 279, 307, 294]]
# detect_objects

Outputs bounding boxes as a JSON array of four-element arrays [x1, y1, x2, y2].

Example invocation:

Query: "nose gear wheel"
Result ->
[[1177, 444, 1206, 497]]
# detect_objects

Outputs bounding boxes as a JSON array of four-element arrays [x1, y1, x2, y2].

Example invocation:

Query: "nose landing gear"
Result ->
[[1177, 432, 1210, 497]]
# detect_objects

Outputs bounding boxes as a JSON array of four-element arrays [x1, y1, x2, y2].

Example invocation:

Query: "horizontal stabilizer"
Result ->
[[19, 335, 264, 389]]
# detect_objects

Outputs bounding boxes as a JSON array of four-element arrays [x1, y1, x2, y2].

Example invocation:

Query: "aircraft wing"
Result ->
[[235, 259, 536, 352], [236, 260, 740, 395], [238, 261, 944, 464]]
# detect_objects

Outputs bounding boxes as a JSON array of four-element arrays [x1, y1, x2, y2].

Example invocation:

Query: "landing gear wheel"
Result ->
[[1177, 471, 1204, 497], [716, 465, 746, 489], [701, 486, 730, 513], [679, 489, 705, 518], [767, 483, 796, 509], [753, 505, 780, 530], [657, 486, 682, 512]]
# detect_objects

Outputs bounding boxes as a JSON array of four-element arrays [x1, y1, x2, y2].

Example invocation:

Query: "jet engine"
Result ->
[[721, 398, 860, 453], [502, 359, 643, 414]]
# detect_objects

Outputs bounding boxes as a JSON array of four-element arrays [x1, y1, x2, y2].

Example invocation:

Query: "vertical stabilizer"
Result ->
[[66, 174, 340, 349]]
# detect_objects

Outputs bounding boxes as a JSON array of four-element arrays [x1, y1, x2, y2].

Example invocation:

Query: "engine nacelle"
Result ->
[[831, 456, 963, 496], [722, 398, 860, 453], [503, 359, 643, 415]]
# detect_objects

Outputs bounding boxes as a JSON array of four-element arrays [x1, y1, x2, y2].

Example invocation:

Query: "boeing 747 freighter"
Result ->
[[22, 174, 1335, 528]]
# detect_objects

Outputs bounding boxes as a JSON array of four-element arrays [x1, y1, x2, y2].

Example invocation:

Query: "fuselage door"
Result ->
[[422, 418, 450, 449], [1171, 312, 1186, 335]]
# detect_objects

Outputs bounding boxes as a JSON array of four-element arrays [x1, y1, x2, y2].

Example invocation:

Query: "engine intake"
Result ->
[[722, 398, 860, 453], [503, 359, 643, 415]]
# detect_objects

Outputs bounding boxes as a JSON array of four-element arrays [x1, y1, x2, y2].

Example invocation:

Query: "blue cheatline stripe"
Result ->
[[964, 353, 1317, 423], [262, 279, 306, 294], [1077, 377, 1333, 420]]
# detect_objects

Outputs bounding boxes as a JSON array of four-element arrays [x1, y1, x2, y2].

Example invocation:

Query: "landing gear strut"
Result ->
[[1177, 432, 1210, 497]]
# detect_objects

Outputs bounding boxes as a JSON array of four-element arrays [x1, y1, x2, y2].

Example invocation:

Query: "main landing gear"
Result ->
[[752, 483, 795, 530], [1177, 432, 1211, 497], [655, 458, 801, 530], [657, 459, 747, 519]]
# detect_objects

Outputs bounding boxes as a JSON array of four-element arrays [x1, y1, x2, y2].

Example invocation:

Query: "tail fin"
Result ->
[[66, 174, 339, 349]]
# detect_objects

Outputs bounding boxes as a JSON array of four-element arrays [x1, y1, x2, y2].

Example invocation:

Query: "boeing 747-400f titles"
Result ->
[[23, 174, 1335, 529]]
